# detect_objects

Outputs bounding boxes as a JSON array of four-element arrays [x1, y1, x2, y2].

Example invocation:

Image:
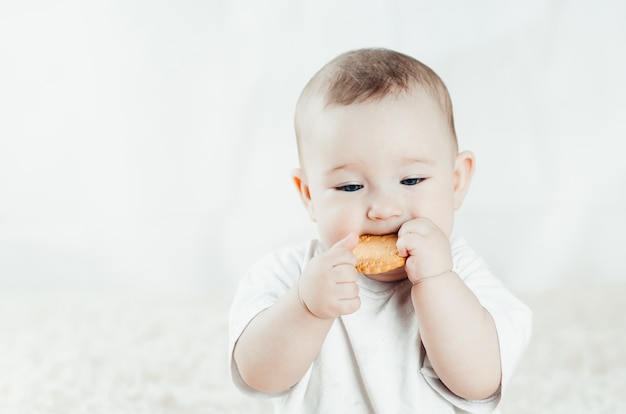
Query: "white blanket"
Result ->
[[1, 283, 624, 413]]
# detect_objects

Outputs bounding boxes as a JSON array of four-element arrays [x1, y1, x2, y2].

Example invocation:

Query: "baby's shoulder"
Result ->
[[449, 236, 489, 277], [246, 239, 321, 282], [254, 239, 320, 266]]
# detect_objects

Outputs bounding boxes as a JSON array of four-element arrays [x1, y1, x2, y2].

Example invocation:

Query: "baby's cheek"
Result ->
[[319, 225, 351, 251], [321, 212, 361, 246]]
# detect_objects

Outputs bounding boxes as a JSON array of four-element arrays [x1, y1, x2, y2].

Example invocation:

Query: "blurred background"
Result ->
[[1, 0, 624, 296]]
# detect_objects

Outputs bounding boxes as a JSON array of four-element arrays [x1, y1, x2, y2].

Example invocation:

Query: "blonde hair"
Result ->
[[295, 48, 457, 151]]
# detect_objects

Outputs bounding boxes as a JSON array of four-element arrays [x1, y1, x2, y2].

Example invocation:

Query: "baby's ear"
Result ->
[[292, 168, 316, 222], [453, 151, 475, 210]]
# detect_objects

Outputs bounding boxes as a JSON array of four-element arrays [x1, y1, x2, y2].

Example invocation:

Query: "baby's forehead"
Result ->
[[299, 92, 454, 153], [297, 87, 448, 133], [295, 98, 458, 176]]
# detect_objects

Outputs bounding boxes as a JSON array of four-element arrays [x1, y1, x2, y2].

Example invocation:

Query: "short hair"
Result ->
[[295, 48, 457, 149]]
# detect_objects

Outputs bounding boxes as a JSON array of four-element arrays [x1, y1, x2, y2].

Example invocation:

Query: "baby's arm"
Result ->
[[233, 234, 360, 393], [397, 219, 501, 401]]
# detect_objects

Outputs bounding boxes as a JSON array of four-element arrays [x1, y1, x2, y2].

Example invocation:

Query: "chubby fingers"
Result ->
[[397, 218, 453, 283], [327, 232, 359, 269], [398, 217, 437, 236], [299, 233, 361, 318], [332, 232, 359, 251], [330, 233, 360, 313], [396, 218, 440, 256]]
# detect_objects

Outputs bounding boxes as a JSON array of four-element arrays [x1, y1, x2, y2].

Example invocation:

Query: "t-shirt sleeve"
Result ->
[[420, 354, 501, 414], [227, 242, 313, 396], [420, 238, 532, 412], [451, 238, 533, 393]]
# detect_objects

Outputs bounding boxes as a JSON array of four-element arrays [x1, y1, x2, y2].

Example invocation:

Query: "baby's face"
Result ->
[[295, 90, 468, 277]]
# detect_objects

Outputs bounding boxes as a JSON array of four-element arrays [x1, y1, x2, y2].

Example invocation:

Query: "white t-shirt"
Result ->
[[229, 237, 532, 414]]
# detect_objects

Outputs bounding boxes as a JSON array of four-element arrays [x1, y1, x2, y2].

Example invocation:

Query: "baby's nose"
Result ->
[[367, 194, 403, 220]]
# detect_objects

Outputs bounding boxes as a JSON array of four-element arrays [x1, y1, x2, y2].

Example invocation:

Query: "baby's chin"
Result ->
[[362, 267, 407, 283]]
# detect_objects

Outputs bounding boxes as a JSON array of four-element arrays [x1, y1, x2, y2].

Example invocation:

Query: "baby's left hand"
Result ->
[[397, 218, 453, 284]]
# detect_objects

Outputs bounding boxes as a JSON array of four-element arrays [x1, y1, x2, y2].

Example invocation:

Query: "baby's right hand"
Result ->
[[298, 233, 360, 319]]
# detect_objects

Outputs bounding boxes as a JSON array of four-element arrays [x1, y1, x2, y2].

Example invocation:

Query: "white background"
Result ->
[[1, 0, 624, 295]]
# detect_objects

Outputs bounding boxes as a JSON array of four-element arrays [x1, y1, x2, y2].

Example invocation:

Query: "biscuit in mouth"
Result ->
[[353, 234, 406, 274]]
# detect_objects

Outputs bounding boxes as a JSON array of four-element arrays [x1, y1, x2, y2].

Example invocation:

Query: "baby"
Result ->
[[229, 48, 532, 413]]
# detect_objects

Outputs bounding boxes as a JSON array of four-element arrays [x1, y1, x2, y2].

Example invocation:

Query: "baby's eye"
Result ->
[[400, 177, 425, 186], [336, 183, 363, 192]]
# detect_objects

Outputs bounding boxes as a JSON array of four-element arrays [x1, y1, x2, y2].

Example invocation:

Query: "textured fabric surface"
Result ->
[[0, 283, 624, 413]]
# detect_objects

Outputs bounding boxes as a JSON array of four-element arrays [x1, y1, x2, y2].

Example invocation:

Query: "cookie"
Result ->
[[353, 234, 406, 274]]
